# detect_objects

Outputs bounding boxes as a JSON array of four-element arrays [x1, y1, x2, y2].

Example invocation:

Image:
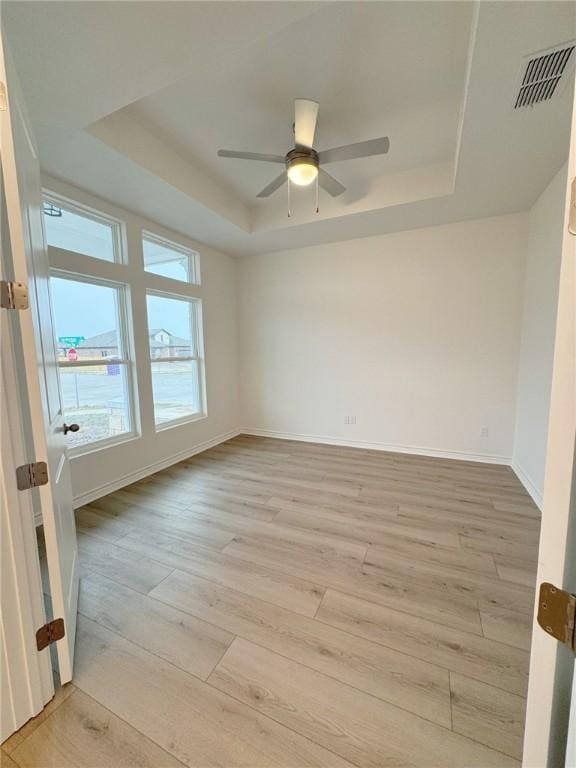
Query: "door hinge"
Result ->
[[16, 461, 49, 491], [537, 582, 576, 653], [0, 81, 6, 111], [0, 281, 29, 310], [569, 177, 576, 235], [36, 618, 65, 651]]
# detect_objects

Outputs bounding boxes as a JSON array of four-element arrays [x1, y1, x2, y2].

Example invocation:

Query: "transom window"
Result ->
[[43, 196, 121, 263], [143, 232, 199, 284]]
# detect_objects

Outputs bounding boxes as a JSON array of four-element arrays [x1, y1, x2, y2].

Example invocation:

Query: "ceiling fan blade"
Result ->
[[318, 137, 390, 164], [217, 150, 285, 164], [294, 99, 319, 148], [256, 172, 287, 198], [318, 169, 346, 197]]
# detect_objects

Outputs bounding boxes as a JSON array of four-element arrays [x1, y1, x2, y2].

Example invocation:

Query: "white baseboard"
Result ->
[[241, 428, 511, 465], [71, 428, 241, 509], [511, 460, 543, 510]]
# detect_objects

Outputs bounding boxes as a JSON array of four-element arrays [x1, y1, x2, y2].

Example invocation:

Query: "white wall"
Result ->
[[238, 214, 527, 463], [512, 165, 567, 508], [43, 177, 239, 507]]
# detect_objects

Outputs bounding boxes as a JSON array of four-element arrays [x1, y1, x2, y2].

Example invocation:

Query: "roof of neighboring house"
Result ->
[[77, 330, 117, 348], [77, 328, 189, 349]]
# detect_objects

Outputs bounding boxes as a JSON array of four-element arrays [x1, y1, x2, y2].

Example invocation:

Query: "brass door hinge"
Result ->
[[537, 582, 576, 653], [0, 281, 28, 310], [16, 461, 48, 491], [36, 618, 65, 651], [0, 81, 6, 111]]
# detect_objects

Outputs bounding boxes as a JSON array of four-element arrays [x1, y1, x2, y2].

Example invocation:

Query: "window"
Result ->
[[146, 293, 204, 426], [44, 189, 206, 454], [43, 196, 120, 263], [50, 276, 135, 451], [143, 232, 199, 283]]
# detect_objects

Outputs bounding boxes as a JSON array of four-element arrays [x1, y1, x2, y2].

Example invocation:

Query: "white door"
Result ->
[[1, 34, 79, 683], [522, 80, 576, 766], [1, 202, 55, 739]]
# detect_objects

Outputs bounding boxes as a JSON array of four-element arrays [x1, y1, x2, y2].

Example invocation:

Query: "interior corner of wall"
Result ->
[[511, 459, 543, 511]]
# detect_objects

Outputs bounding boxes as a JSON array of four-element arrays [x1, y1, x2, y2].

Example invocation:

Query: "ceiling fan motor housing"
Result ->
[[286, 147, 319, 172]]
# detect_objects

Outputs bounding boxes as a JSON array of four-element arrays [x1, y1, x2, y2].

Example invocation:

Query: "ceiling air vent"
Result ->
[[514, 44, 575, 109]]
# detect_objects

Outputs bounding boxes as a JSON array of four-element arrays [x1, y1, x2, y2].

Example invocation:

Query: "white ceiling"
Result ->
[[123, 2, 472, 205], [3, 1, 575, 256]]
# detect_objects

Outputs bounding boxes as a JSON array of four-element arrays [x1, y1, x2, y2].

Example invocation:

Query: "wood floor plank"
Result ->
[[267, 495, 400, 525], [176, 506, 369, 559], [222, 533, 367, 584], [316, 589, 530, 696], [274, 506, 462, 548], [78, 532, 173, 594], [494, 555, 538, 588], [9, 690, 186, 768], [460, 532, 539, 563], [118, 483, 281, 534], [79, 572, 234, 680], [117, 526, 233, 563], [112, 530, 325, 616], [224, 535, 484, 634], [238, 478, 364, 509], [150, 569, 452, 726], [186, 494, 277, 522], [492, 499, 540, 519], [398, 503, 541, 540], [75, 507, 132, 543], [479, 601, 533, 650], [450, 672, 526, 759], [73, 617, 355, 768], [364, 538, 498, 576], [209, 638, 519, 767], [362, 553, 535, 616], [83, 501, 236, 551]]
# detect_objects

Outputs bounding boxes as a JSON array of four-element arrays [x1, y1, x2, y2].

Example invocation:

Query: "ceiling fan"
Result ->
[[217, 99, 390, 199]]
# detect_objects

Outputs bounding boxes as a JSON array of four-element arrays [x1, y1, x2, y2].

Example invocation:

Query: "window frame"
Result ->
[[142, 230, 200, 285], [49, 271, 139, 456], [43, 185, 208, 456], [145, 288, 206, 431], [43, 192, 125, 265]]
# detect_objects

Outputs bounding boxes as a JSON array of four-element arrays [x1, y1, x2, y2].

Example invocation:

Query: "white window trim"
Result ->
[[64, 430, 142, 459]]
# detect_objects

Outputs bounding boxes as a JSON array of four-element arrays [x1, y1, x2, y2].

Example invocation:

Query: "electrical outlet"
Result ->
[[345, 416, 357, 425], [480, 426, 489, 438]]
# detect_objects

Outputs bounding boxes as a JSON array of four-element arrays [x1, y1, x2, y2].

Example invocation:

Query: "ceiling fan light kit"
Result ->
[[217, 98, 390, 215], [286, 148, 319, 186]]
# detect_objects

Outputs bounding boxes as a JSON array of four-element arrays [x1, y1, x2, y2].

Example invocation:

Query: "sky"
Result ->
[[51, 278, 192, 341]]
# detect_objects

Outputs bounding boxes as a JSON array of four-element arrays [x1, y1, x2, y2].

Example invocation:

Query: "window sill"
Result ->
[[154, 412, 207, 433], [67, 430, 140, 460]]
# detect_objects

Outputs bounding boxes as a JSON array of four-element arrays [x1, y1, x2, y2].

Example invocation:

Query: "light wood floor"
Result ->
[[3, 435, 541, 767]]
